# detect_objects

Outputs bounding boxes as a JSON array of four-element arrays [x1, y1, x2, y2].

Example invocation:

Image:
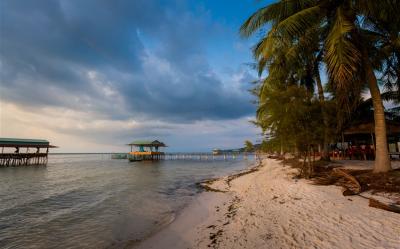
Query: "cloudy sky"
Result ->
[[0, 0, 268, 152]]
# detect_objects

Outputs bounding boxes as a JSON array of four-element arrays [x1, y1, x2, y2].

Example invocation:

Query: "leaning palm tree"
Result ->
[[241, 0, 400, 173]]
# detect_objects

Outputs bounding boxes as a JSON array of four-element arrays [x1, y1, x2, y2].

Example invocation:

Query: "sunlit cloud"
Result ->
[[0, 0, 261, 152]]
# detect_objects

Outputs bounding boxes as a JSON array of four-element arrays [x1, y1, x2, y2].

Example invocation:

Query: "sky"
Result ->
[[0, 0, 272, 152]]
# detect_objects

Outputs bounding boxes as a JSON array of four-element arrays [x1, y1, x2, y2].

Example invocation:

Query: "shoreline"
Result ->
[[134, 158, 400, 249], [129, 160, 260, 249], [132, 160, 262, 249]]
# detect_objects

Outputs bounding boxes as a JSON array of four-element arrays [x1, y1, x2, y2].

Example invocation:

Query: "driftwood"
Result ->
[[333, 168, 361, 195], [369, 198, 400, 214]]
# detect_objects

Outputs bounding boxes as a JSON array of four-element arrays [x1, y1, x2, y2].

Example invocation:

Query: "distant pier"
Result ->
[[122, 139, 257, 162], [163, 152, 254, 161], [0, 138, 57, 167]]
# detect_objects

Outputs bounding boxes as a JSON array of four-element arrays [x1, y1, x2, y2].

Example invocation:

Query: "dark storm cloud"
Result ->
[[0, 0, 255, 122]]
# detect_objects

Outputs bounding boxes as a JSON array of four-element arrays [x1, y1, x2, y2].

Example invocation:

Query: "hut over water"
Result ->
[[0, 138, 57, 166], [128, 140, 166, 161]]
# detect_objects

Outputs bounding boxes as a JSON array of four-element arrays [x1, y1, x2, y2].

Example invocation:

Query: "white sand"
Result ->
[[135, 159, 400, 249]]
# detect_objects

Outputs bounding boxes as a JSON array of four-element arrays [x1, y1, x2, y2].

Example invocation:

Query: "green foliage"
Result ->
[[242, 0, 400, 109], [258, 84, 324, 152], [244, 140, 254, 152], [241, 0, 400, 174]]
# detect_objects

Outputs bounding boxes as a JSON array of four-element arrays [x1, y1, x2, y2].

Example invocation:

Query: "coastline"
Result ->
[[133, 161, 262, 249], [134, 158, 400, 249]]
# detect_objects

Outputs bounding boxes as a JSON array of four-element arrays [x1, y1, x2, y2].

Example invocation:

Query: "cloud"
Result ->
[[0, 101, 258, 152], [0, 0, 256, 122], [0, 0, 261, 152]]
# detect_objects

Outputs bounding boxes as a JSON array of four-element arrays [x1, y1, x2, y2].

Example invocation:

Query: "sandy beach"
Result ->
[[135, 158, 400, 249]]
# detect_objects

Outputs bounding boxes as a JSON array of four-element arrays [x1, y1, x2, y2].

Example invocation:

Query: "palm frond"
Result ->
[[240, 0, 318, 37], [240, 4, 281, 37], [324, 6, 361, 89], [381, 90, 400, 103], [276, 5, 322, 37]]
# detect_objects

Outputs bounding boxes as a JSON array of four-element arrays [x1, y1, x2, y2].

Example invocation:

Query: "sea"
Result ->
[[0, 154, 254, 249]]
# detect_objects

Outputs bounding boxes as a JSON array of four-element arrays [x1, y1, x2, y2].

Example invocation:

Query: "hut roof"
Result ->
[[344, 120, 400, 135], [128, 140, 167, 147], [0, 138, 57, 148]]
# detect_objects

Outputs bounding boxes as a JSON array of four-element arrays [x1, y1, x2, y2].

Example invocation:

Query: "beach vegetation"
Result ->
[[241, 0, 400, 173], [244, 140, 254, 152]]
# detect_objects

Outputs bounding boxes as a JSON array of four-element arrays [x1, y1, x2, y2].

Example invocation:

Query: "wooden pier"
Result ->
[[163, 152, 254, 161], [129, 151, 165, 161], [124, 139, 257, 162], [0, 138, 57, 167]]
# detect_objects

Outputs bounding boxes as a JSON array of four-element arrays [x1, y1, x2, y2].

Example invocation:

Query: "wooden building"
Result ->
[[0, 138, 57, 166], [337, 120, 400, 159], [128, 140, 166, 161]]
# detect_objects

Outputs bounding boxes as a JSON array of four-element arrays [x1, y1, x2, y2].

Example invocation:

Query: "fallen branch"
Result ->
[[369, 198, 400, 214], [333, 168, 361, 195]]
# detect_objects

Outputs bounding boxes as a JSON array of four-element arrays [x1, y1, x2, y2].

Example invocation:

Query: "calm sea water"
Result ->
[[0, 154, 254, 249]]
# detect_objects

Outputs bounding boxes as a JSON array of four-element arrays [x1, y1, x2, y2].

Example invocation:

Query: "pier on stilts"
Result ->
[[125, 152, 254, 162], [125, 139, 257, 162], [163, 152, 254, 161], [0, 138, 57, 167], [127, 140, 167, 161]]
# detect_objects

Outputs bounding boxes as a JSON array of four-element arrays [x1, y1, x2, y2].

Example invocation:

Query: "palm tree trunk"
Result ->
[[365, 62, 392, 173], [315, 68, 330, 161]]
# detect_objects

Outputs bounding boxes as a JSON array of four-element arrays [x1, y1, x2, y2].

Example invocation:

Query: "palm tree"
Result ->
[[252, 29, 325, 158], [243, 3, 332, 160], [241, 0, 400, 173]]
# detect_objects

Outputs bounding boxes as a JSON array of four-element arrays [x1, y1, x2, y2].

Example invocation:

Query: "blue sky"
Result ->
[[0, 0, 271, 152]]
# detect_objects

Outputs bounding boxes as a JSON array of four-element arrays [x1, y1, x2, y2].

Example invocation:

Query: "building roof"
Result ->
[[0, 138, 57, 148], [128, 140, 167, 147], [344, 120, 400, 135]]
